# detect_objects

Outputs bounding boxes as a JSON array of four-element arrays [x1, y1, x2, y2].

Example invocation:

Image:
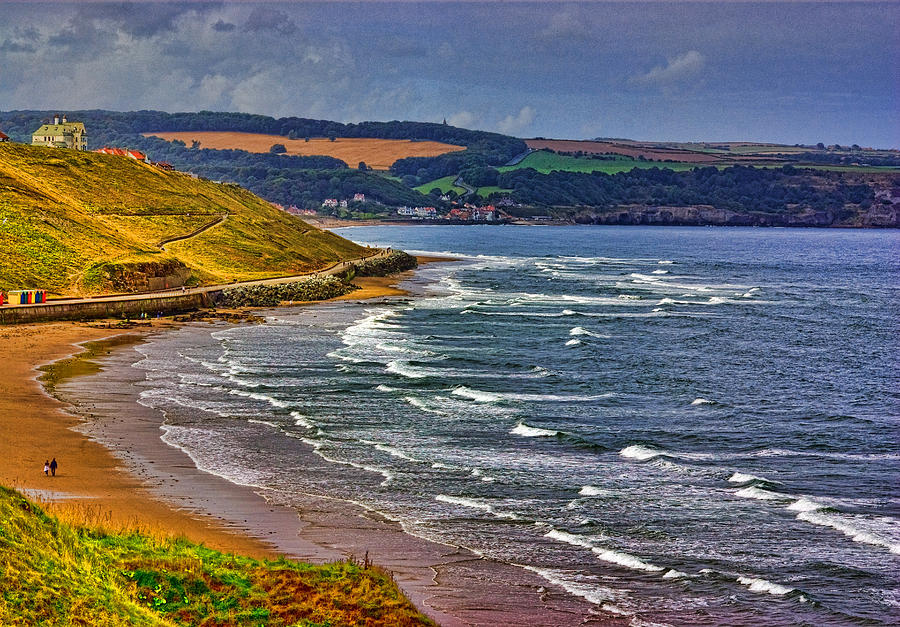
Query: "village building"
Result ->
[[0, 130, 10, 143], [31, 114, 87, 150], [352, 193, 366, 203], [95, 147, 149, 162]]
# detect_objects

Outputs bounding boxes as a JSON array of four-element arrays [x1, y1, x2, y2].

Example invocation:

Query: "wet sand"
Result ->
[[0, 261, 621, 626]]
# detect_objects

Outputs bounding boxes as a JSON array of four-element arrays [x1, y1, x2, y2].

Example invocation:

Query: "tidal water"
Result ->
[[132, 226, 898, 625]]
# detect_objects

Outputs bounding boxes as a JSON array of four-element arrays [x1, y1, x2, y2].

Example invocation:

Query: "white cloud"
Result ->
[[497, 106, 536, 135], [630, 50, 705, 86], [447, 111, 477, 128]]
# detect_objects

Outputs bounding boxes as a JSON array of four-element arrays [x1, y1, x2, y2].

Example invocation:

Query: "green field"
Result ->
[[499, 151, 700, 175], [477, 186, 514, 197], [414, 174, 466, 195]]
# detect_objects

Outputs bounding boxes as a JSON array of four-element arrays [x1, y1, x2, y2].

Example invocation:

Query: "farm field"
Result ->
[[414, 175, 467, 195], [525, 138, 724, 163], [146, 132, 465, 170], [500, 151, 700, 175]]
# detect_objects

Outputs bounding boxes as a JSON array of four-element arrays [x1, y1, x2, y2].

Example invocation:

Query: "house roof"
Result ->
[[0, 130, 8, 140], [32, 122, 86, 136]]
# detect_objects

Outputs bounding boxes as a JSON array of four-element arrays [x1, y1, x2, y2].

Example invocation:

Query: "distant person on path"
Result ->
[[43, 460, 49, 476], [49, 458, 57, 477]]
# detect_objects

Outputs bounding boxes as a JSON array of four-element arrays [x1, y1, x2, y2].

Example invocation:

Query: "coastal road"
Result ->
[[3, 248, 392, 310]]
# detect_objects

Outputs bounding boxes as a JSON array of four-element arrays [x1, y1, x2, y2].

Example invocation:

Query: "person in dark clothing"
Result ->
[[49, 458, 57, 477]]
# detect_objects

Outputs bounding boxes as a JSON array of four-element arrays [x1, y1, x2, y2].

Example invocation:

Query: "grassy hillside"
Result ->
[[0, 486, 432, 626], [0, 143, 366, 295]]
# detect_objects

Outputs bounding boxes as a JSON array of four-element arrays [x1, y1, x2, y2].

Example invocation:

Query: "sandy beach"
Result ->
[[0, 263, 616, 626]]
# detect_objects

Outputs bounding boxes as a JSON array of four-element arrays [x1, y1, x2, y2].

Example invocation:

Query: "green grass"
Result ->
[[476, 186, 513, 197], [414, 175, 466, 195], [499, 150, 699, 175], [0, 486, 433, 626], [0, 143, 367, 295]]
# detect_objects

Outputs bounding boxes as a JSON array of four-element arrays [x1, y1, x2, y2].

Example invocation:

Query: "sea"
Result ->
[[125, 225, 899, 625]]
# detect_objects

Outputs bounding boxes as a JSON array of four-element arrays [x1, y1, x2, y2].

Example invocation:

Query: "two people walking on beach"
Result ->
[[43, 458, 57, 477]]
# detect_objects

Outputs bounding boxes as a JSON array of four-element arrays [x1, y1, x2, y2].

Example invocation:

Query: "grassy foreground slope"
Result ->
[[0, 143, 366, 295], [0, 486, 432, 626]]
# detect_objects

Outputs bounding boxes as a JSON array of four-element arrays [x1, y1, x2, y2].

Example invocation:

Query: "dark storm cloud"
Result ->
[[0, 2, 895, 147], [212, 19, 236, 32], [0, 39, 35, 53], [244, 7, 298, 35]]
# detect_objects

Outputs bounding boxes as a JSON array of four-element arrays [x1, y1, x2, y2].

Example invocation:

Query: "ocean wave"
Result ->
[[579, 485, 612, 497], [565, 338, 582, 346], [619, 445, 663, 461], [752, 448, 900, 461], [543, 528, 664, 573], [290, 411, 314, 429], [247, 419, 279, 429], [435, 494, 519, 520], [651, 269, 669, 275], [658, 260, 675, 264], [690, 398, 715, 406], [569, 326, 608, 338], [735, 486, 785, 501], [453, 386, 611, 404], [511, 422, 560, 438], [374, 443, 425, 463], [727, 472, 767, 484], [375, 384, 398, 392], [544, 528, 596, 549], [737, 576, 795, 596], [227, 388, 290, 409], [662, 569, 688, 579], [795, 510, 900, 554], [521, 566, 626, 609], [593, 547, 665, 573]]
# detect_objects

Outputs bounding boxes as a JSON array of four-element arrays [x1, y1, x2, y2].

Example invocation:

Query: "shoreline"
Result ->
[[2, 259, 616, 626]]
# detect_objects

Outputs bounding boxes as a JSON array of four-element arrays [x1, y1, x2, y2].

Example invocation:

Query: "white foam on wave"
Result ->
[[727, 472, 764, 483], [737, 576, 794, 596], [544, 528, 596, 549], [521, 566, 626, 610], [290, 411, 313, 429], [374, 443, 424, 463], [662, 569, 688, 579], [247, 419, 279, 429], [435, 494, 518, 519], [453, 385, 610, 404], [375, 384, 398, 392], [511, 422, 560, 438], [690, 398, 715, 406], [796, 510, 900, 554], [579, 485, 612, 497], [787, 497, 826, 512], [658, 260, 675, 265], [619, 445, 662, 461], [617, 294, 641, 300], [228, 388, 291, 409], [565, 338, 582, 346], [543, 528, 664, 573], [386, 360, 432, 379], [593, 548, 665, 573], [569, 326, 607, 338], [651, 269, 669, 275], [735, 486, 784, 501], [752, 448, 900, 461]]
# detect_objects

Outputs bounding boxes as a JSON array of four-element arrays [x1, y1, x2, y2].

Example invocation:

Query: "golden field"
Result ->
[[145, 132, 465, 170]]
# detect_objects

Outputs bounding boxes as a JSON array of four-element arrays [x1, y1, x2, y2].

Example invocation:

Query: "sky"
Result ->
[[0, 1, 897, 147]]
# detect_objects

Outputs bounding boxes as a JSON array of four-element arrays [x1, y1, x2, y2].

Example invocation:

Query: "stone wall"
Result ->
[[0, 291, 220, 325]]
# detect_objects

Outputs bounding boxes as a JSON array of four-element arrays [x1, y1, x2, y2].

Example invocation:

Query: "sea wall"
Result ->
[[0, 291, 218, 325]]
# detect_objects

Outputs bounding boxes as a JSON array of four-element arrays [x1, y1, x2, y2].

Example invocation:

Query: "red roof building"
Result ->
[[0, 130, 9, 142]]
